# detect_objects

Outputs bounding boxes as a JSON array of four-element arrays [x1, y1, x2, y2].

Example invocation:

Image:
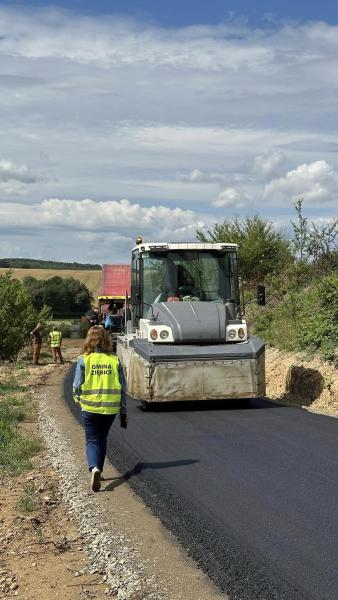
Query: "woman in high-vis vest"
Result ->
[[73, 326, 127, 492]]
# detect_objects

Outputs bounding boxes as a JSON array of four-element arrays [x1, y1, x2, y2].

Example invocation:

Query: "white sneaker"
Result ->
[[91, 467, 101, 492]]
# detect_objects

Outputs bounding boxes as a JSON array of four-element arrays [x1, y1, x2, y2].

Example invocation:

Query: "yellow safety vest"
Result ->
[[50, 331, 62, 347], [80, 352, 122, 415]]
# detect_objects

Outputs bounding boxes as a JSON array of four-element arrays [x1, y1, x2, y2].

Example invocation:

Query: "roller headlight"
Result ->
[[238, 328, 245, 339], [228, 329, 237, 340], [148, 325, 173, 342]]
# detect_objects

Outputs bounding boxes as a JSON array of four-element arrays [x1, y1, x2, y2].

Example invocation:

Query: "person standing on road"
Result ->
[[104, 311, 112, 331], [49, 325, 64, 365], [72, 326, 128, 492], [30, 322, 43, 365]]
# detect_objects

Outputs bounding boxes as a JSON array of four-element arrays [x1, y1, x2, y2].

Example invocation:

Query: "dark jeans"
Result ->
[[82, 411, 116, 472]]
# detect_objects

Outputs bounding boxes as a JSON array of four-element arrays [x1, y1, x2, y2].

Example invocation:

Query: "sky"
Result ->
[[1, 1, 338, 263]]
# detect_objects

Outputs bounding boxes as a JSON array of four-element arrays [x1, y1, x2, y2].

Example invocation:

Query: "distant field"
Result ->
[[0, 268, 101, 299]]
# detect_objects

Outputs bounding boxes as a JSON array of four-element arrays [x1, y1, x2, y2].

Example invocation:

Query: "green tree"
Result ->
[[22, 277, 45, 311], [0, 272, 36, 360], [197, 215, 293, 284], [43, 277, 70, 316], [23, 275, 92, 317], [63, 277, 93, 315], [291, 199, 338, 270]]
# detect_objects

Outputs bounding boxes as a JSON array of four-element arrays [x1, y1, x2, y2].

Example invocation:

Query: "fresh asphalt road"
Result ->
[[65, 369, 338, 600]]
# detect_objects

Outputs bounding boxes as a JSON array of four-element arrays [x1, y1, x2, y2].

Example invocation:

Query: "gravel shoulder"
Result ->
[[1, 340, 226, 600], [44, 363, 227, 600], [0, 349, 110, 599]]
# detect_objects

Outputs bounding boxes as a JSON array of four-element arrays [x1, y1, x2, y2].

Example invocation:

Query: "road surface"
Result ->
[[65, 369, 338, 600]]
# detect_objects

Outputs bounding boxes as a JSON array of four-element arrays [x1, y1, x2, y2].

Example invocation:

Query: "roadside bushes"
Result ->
[[298, 275, 338, 361], [199, 202, 338, 363], [252, 271, 338, 362], [0, 271, 52, 361], [0, 272, 36, 361], [56, 321, 72, 338]]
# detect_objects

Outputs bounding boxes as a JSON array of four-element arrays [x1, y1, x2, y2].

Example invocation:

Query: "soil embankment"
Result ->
[[266, 347, 338, 417]]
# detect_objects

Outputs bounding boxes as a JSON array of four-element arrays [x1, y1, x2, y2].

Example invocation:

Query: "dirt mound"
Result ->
[[266, 347, 338, 417]]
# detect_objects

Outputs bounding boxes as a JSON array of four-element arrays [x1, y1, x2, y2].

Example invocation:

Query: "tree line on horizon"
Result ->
[[22, 276, 92, 318], [0, 258, 101, 270]]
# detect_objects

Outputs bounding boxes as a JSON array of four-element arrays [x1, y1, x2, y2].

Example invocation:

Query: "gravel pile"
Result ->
[[37, 390, 163, 600]]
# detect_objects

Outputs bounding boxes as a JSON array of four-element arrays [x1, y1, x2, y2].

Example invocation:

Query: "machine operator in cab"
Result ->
[[73, 326, 127, 492]]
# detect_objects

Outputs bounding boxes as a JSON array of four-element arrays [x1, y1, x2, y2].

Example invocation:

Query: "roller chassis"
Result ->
[[117, 335, 265, 406]]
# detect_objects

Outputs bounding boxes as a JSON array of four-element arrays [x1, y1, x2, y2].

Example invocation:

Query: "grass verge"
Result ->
[[0, 380, 42, 476], [18, 483, 37, 513]]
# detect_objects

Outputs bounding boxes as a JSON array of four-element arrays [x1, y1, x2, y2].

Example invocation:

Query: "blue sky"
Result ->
[[0, 1, 337, 262], [5, 1, 338, 27]]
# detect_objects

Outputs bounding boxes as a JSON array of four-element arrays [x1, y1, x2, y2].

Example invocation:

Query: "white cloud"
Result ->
[[0, 182, 26, 196], [0, 8, 272, 71], [253, 152, 287, 180], [0, 197, 214, 240], [212, 187, 250, 208], [0, 159, 41, 184], [1, 7, 338, 260], [0, 195, 218, 262], [184, 169, 229, 184], [125, 125, 304, 152], [264, 160, 338, 203], [0, 159, 53, 196]]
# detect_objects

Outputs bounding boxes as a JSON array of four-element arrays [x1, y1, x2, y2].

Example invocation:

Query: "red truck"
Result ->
[[98, 264, 131, 349]]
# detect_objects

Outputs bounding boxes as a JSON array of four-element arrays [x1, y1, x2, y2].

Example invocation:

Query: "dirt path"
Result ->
[[1, 340, 226, 600], [1, 339, 335, 599], [39, 362, 227, 600], [0, 462, 110, 599], [0, 342, 110, 600]]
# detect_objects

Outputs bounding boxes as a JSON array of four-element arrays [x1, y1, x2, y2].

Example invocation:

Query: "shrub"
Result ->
[[79, 319, 91, 338], [298, 275, 338, 361], [0, 272, 36, 360], [252, 272, 338, 361], [58, 321, 72, 338]]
